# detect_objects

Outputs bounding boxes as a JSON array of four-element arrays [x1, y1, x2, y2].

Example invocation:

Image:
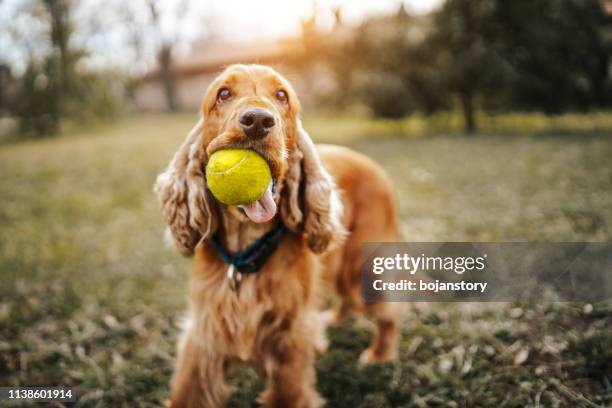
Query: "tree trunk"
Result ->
[[459, 89, 476, 134], [158, 44, 178, 112]]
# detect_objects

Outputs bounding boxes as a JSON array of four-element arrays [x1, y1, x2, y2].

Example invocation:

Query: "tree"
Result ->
[[44, 0, 71, 92], [306, 0, 612, 130], [427, 0, 501, 133], [9, 0, 83, 135], [145, 0, 189, 112], [0, 64, 14, 116], [5, 0, 127, 137], [15, 60, 61, 135], [328, 5, 450, 118], [425, 0, 612, 131], [493, 0, 612, 112]]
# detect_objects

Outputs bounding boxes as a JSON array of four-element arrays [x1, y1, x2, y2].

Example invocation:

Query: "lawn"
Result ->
[[1, 114, 611, 407]]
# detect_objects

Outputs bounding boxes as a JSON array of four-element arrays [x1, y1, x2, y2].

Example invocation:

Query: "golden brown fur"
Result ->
[[155, 64, 402, 407]]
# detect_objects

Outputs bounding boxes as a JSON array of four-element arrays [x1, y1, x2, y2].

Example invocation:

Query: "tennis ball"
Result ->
[[205, 149, 272, 206]]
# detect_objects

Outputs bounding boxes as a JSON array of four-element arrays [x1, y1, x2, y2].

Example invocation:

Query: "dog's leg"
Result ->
[[306, 310, 330, 354], [260, 324, 324, 408], [170, 328, 229, 408], [322, 299, 354, 327], [359, 302, 404, 365]]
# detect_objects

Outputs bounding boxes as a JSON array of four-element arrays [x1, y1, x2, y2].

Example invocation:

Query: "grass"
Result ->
[[304, 111, 612, 142], [1, 113, 611, 407]]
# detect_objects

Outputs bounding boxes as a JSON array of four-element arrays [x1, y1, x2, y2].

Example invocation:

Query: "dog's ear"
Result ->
[[281, 120, 345, 253], [154, 118, 217, 256], [280, 141, 304, 232]]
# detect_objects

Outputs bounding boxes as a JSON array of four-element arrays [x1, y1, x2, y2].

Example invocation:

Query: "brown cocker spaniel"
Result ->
[[155, 64, 403, 408]]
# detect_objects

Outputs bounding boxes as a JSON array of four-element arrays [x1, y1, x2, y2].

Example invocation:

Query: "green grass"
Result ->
[[1, 114, 611, 407], [304, 111, 612, 142]]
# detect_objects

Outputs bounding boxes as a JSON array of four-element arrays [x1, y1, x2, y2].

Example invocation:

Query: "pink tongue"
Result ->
[[242, 183, 276, 223]]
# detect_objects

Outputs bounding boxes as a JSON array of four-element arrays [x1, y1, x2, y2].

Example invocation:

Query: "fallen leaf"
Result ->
[[514, 349, 529, 365]]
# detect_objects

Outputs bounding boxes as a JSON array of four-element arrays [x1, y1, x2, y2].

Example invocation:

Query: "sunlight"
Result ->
[[199, 0, 443, 40]]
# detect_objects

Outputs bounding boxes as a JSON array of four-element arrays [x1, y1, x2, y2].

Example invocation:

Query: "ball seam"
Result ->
[[206, 150, 250, 175]]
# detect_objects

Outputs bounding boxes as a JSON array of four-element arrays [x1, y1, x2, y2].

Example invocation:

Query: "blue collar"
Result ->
[[210, 224, 287, 273]]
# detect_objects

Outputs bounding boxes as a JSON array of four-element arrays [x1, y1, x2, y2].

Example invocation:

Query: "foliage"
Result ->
[[492, 0, 612, 112], [1, 114, 611, 406], [318, 0, 612, 132], [426, 0, 501, 132], [13, 60, 61, 135], [348, 11, 445, 119], [6, 0, 125, 138]]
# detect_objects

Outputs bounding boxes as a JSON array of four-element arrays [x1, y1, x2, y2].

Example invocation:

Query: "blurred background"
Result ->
[[2, 0, 612, 136], [1, 0, 612, 407]]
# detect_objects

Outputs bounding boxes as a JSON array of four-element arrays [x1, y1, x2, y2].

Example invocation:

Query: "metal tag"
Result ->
[[226, 264, 242, 291]]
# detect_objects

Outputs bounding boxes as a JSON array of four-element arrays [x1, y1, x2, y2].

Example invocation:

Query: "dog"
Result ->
[[154, 64, 402, 407]]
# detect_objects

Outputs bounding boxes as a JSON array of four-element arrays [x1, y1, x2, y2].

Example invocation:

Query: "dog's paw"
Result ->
[[319, 309, 338, 327], [308, 311, 331, 354], [260, 389, 325, 408], [313, 334, 329, 354], [358, 347, 397, 366], [313, 318, 329, 354]]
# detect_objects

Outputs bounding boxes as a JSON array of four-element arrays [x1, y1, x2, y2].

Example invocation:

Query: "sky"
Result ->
[[0, 0, 443, 74], [203, 0, 443, 40]]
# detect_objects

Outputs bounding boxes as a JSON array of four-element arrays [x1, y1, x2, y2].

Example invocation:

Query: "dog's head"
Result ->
[[154, 64, 344, 256]]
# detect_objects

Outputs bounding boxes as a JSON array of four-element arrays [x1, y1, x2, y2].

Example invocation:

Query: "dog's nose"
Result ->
[[238, 108, 275, 140]]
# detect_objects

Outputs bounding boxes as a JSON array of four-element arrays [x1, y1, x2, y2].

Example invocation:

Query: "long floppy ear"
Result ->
[[154, 118, 217, 256], [281, 120, 346, 253], [280, 142, 304, 231]]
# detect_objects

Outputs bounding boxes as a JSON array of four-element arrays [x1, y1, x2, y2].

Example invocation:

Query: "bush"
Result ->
[[356, 72, 414, 118]]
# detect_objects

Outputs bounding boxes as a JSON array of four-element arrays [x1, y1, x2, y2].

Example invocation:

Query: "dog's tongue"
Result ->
[[242, 183, 276, 223]]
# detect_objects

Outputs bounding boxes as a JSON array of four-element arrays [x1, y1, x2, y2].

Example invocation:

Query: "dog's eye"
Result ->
[[275, 90, 288, 103], [217, 87, 232, 102]]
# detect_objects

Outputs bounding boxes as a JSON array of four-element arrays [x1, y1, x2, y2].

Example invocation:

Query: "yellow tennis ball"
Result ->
[[205, 149, 272, 206]]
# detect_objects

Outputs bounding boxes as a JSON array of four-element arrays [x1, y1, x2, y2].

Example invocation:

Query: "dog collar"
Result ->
[[210, 224, 286, 289]]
